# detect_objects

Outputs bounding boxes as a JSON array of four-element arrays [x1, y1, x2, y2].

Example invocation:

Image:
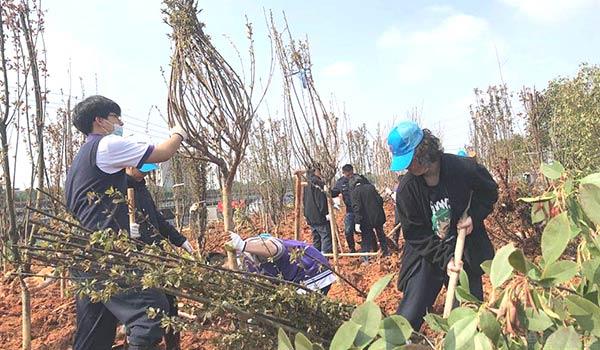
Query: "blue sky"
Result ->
[[14, 0, 597, 187]]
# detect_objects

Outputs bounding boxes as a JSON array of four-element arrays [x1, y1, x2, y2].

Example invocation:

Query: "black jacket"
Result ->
[[351, 183, 386, 228], [331, 174, 370, 212], [395, 154, 498, 291], [127, 176, 187, 247], [303, 174, 328, 225]]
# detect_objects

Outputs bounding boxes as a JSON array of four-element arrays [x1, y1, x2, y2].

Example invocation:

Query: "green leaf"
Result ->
[[378, 315, 412, 345], [517, 193, 555, 203], [330, 321, 361, 350], [473, 332, 494, 350], [582, 258, 600, 284], [367, 338, 401, 350], [541, 260, 577, 285], [456, 286, 481, 303], [351, 301, 382, 348], [424, 312, 449, 332], [448, 307, 477, 327], [579, 173, 600, 227], [367, 273, 394, 302], [480, 260, 492, 275], [541, 212, 571, 265], [541, 161, 565, 180], [294, 333, 312, 350], [478, 310, 501, 344], [544, 326, 581, 350], [444, 314, 478, 349], [312, 344, 325, 350], [490, 244, 516, 288], [531, 201, 550, 224], [565, 295, 600, 337], [278, 328, 294, 350], [524, 308, 553, 332], [508, 249, 528, 274], [459, 269, 470, 290]]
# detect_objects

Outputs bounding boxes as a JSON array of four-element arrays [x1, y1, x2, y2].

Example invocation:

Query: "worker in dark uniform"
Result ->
[[65, 95, 187, 350], [126, 164, 193, 350]]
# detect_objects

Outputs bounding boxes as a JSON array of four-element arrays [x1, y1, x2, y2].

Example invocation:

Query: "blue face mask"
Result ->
[[112, 124, 124, 137]]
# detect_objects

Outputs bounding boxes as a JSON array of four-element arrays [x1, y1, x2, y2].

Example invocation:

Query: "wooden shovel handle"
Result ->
[[443, 227, 467, 318], [443, 191, 473, 318]]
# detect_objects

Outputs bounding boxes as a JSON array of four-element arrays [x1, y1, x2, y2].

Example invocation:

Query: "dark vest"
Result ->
[[65, 134, 129, 233]]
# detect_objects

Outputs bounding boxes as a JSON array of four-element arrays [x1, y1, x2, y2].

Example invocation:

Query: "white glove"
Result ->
[[169, 124, 188, 141], [326, 214, 331, 221], [333, 197, 342, 210], [130, 223, 140, 239], [384, 187, 394, 197], [229, 232, 246, 252], [355, 224, 361, 233], [181, 240, 194, 253]]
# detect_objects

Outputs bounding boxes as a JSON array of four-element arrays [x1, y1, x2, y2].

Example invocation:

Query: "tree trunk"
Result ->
[[293, 172, 303, 240], [20, 279, 31, 350], [219, 166, 235, 233], [190, 156, 207, 250]]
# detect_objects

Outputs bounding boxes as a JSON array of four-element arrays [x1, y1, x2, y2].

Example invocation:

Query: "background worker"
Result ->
[[228, 232, 336, 294], [331, 164, 370, 253], [388, 120, 498, 331], [349, 176, 389, 258], [303, 166, 332, 253], [65, 95, 187, 350], [126, 163, 194, 350]]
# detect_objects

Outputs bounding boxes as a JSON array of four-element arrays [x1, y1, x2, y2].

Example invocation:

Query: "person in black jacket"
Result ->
[[349, 176, 389, 257], [387, 121, 498, 331], [126, 164, 193, 350], [331, 164, 370, 253], [303, 166, 332, 253]]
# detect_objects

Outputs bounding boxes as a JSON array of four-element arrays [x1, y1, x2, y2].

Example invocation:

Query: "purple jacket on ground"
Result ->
[[243, 238, 336, 291]]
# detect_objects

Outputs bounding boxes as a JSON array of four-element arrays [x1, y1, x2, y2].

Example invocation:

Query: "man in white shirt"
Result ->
[[65, 95, 187, 350]]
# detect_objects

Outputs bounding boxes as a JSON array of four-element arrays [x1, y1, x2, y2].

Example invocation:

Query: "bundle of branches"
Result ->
[[19, 208, 353, 349]]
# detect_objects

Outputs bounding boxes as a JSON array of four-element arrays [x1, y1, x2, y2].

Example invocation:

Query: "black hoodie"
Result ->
[[127, 176, 187, 247], [395, 153, 498, 291], [303, 174, 329, 226]]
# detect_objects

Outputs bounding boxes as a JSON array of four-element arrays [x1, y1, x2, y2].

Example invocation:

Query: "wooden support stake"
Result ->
[[324, 186, 339, 266], [323, 252, 379, 257], [293, 171, 303, 241], [224, 243, 239, 271], [127, 188, 136, 224]]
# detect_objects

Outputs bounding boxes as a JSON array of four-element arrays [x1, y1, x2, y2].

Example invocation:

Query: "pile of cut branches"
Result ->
[[19, 206, 353, 349]]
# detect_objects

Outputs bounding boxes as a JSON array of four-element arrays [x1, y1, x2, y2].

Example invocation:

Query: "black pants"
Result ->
[[73, 288, 169, 350], [164, 294, 180, 350], [396, 259, 483, 331], [361, 225, 389, 254]]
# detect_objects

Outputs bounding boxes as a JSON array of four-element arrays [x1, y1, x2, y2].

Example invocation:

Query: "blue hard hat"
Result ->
[[258, 233, 272, 239], [457, 149, 468, 157], [139, 163, 158, 173], [387, 121, 424, 171]]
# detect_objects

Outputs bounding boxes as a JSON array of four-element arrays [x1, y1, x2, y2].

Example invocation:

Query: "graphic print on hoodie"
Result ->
[[428, 184, 451, 240]]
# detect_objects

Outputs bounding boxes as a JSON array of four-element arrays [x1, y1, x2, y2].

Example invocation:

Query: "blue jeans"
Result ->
[[310, 223, 332, 253], [344, 212, 356, 252]]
